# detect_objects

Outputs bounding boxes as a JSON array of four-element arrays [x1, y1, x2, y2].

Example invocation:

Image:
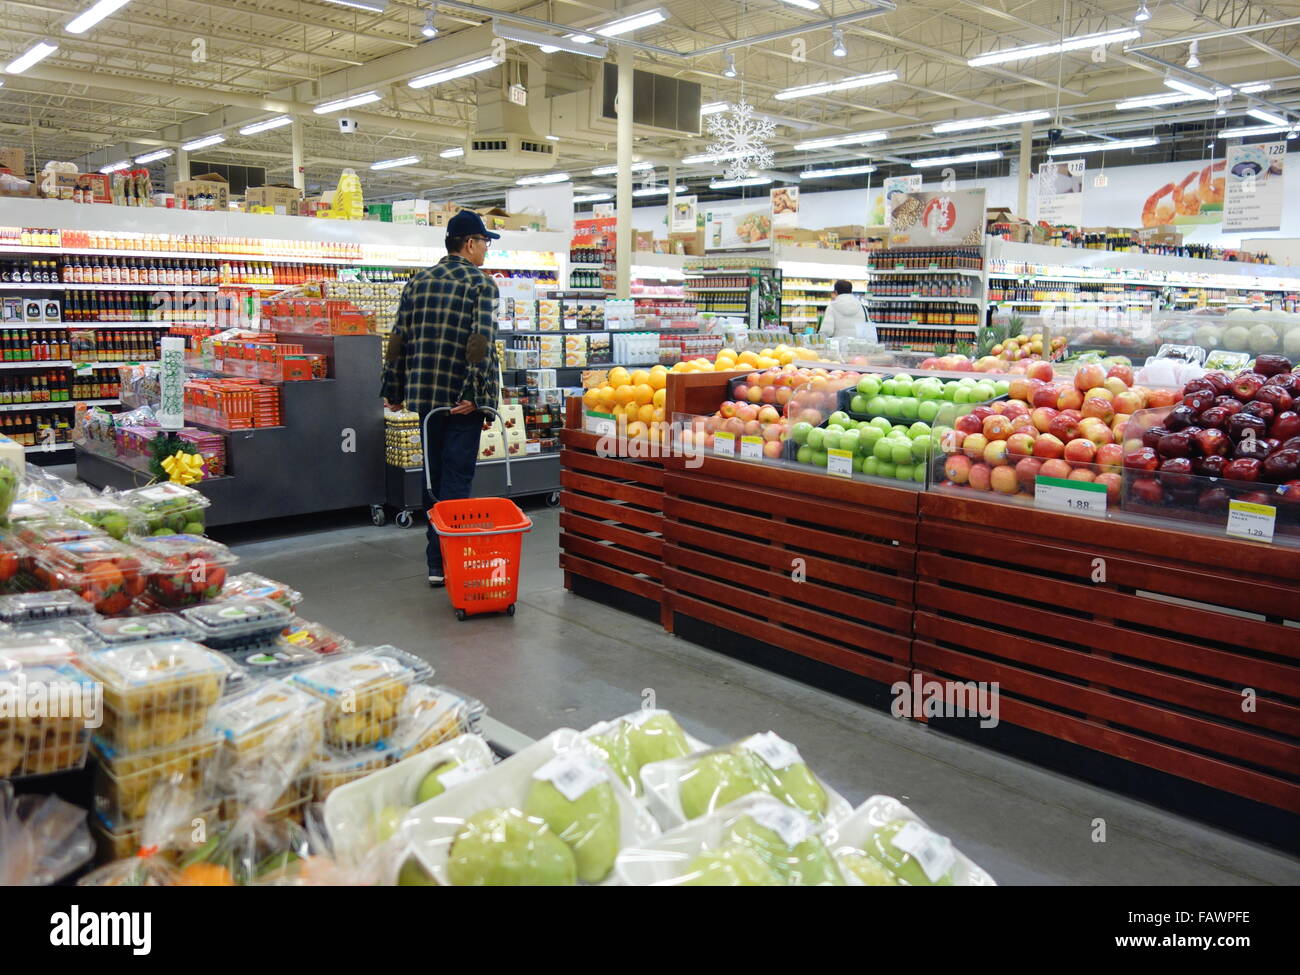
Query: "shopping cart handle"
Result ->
[[422, 406, 511, 492]]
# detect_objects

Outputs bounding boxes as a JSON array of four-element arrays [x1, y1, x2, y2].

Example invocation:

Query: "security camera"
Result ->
[[1047, 127, 1063, 144], [339, 117, 359, 134]]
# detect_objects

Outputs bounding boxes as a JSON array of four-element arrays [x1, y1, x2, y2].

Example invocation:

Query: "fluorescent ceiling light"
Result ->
[[1116, 92, 1194, 110], [409, 56, 498, 89], [632, 184, 686, 197], [968, 28, 1140, 67], [681, 150, 739, 164], [909, 150, 1002, 168], [181, 134, 225, 151], [5, 40, 58, 74], [546, 135, 559, 141], [1046, 136, 1159, 155], [496, 23, 608, 57], [1247, 106, 1289, 126], [701, 101, 730, 115], [99, 159, 132, 173], [134, 149, 172, 164], [799, 163, 877, 179], [591, 161, 652, 176], [314, 91, 382, 114], [777, 0, 820, 9], [1164, 77, 1218, 100], [793, 130, 887, 151], [439, 147, 464, 158], [516, 172, 570, 185], [775, 71, 897, 101], [1236, 83, 1271, 94], [1217, 124, 1299, 138], [710, 176, 772, 189], [932, 109, 1050, 133], [370, 155, 421, 170], [238, 115, 293, 136], [591, 8, 668, 37], [320, 0, 388, 12], [573, 192, 612, 203], [65, 0, 132, 34]]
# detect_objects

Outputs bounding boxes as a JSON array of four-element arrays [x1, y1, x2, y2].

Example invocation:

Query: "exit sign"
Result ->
[[509, 84, 527, 106]]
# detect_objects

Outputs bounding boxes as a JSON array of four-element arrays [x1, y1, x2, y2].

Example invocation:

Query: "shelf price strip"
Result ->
[[1226, 500, 1275, 543], [1033, 474, 1106, 515]]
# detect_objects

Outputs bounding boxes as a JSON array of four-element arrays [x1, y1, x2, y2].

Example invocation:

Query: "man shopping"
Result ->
[[382, 210, 501, 587]]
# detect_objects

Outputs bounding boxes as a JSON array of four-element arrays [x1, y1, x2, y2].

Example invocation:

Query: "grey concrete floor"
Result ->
[[197, 499, 1300, 886]]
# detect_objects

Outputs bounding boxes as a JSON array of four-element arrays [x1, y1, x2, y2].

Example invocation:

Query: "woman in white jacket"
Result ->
[[819, 280, 877, 343]]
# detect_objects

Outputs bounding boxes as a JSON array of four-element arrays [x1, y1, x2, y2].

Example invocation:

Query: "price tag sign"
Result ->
[[713, 430, 736, 456], [563, 318, 578, 330], [910, 291, 920, 298], [827, 447, 853, 478], [750, 801, 812, 848], [1227, 500, 1275, 542], [928, 262, 938, 271], [532, 753, 606, 802], [1034, 475, 1106, 515], [524, 440, 541, 455], [740, 435, 764, 460], [583, 411, 616, 437], [515, 318, 533, 332], [742, 731, 801, 770]]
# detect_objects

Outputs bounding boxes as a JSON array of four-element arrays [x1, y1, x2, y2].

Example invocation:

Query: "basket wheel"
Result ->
[[455, 609, 466, 621], [546, 491, 561, 508], [370, 505, 386, 526], [506, 603, 516, 617], [395, 509, 415, 529]]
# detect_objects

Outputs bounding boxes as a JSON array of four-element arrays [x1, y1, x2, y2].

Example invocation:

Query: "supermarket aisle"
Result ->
[[214, 503, 1300, 886]]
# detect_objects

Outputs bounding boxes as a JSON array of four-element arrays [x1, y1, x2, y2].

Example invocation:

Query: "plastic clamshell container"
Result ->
[[288, 649, 421, 752], [279, 619, 352, 657], [0, 528, 22, 589], [182, 597, 294, 652], [221, 572, 303, 609], [78, 639, 230, 753], [402, 729, 661, 886], [14, 516, 108, 550], [0, 662, 97, 778], [208, 678, 326, 759], [8, 618, 97, 652], [310, 743, 399, 802], [227, 641, 328, 677], [0, 590, 100, 626], [324, 734, 495, 867], [120, 482, 211, 535], [84, 613, 198, 647], [90, 804, 220, 863], [4, 500, 58, 526], [389, 684, 485, 756], [32, 537, 152, 617], [0, 633, 84, 668], [91, 731, 221, 829], [62, 496, 147, 541], [131, 534, 238, 608]]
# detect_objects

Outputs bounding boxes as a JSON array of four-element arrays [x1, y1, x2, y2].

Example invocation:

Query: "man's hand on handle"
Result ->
[[449, 400, 476, 415]]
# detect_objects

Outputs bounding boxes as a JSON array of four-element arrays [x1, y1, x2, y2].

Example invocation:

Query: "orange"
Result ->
[[648, 366, 668, 390], [637, 403, 656, 424], [607, 367, 630, 386], [652, 406, 665, 423], [614, 384, 636, 406], [652, 388, 666, 408], [625, 420, 647, 439], [633, 383, 654, 406], [596, 385, 616, 408], [582, 388, 601, 409], [176, 862, 235, 886], [630, 369, 651, 387]]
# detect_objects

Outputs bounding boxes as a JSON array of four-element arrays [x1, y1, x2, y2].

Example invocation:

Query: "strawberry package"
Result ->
[[31, 537, 151, 616], [129, 534, 238, 608]]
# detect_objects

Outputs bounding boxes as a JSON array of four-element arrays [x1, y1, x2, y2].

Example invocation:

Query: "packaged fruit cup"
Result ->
[[209, 679, 326, 766], [84, 613, 198, 647], [279, 619, 352, 657], [182, 597, 294, 653], [221, 572, 303, 609], [13, 516, 107, 550], [78, 639, 230, 753], [131, 534, 238, 608], [120, 482, 210, 537], [310, 744, 398, 802], [0, 590, 99, 627], [90, 804, 219, 864], [391, 684, 486, 758], [0, 662, 98, 778], [62, 496, 147, 542], [289, 649, 425, 752], [32, 537, 151, 616], [227, 641, 328, 677], [91, 731, 221, 829]]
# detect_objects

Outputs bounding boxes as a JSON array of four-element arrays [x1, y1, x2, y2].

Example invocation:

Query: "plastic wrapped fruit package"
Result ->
[[401, 730, 660, 886], [0, 782, 95, 886], [4, 500, 60, 528], [279, 618, 352, 658], [639, 730, 853, 829], [576, 709, 702, 796], [288, 648, 425, 752], [119, 481, 210, 537], [92, 731, 221, 830], [310, 742, 398, 802], [130, 534, 237, 608], [221, 572, 303, 609], [31, 537, 151, 616], [616, 793, 844, 886], [209, 680, 326, 801], [323, 734, 495, 869], [7, 619, 97, 653], [13, 515, 107, 550], [388, 684, 485, 757], [62, 495, 147, 542], [90, 802, 219, 865], [78, 776, 201, 886], [84, 612, 198, 647], [181, 597, 294, 653], [226, 640, 330, 678], [78, 639, 230, 753], [0, 661, 97, 777], [824, 795, 995, 886]]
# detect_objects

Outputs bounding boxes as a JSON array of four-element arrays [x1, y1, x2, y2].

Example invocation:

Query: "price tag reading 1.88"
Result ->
[[1226, 500, 1276, 543], [1033, 474, 1107, 515], [712, 431, 736, 456]]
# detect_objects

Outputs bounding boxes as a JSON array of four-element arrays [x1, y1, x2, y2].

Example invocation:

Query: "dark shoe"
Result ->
[[428, 574, 445, 588]]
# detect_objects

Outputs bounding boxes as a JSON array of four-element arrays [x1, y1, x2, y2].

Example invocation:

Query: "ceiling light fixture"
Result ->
[[1235, 83, 1272, 95], [1116, 92, 1194, 110], [798, 163, 877, 179], [1046, 136, 1159, 155], [422, 6, 437, 38], [968, 28, 1140, 67], [409, 56, 499, 88], [1217, 123, 1298, 138], [775, 70, 897, 101], [723, 53, 737, 78], [496, 23, 608, 57], [516, 172, 571, 185], [313, 91, 382, 114], [831, 28, 847, 58], [793, 130, 888, 151], [5, 40, 58, 74], [632, 184, 686, 197], [909, 150, 1002, 168], [681, 150, 739, 164], [181, 134, 224, 151], [932, 109, 1051, 133], [573, 192, 612, 203], [320, 0, 388, 12], [99, 159, 132, 174], [65, 0, 132, 34], [1134, 1, 1150, 22], [439, 147, 464, 158], [238, 115, 293, 135], [1163, 76, 1218, 100], [370, 155, 421, 170], [590, 7, 668, 36], [1186, 40, 1200, 69], [701, 101, 730, 115], [591, 161, 653, 176], [709, 175, 773, 189], [546, 135, 559, 141], [777, 0, 820, 9], [1247, 105, 1289, 126], [134, 149, 172, 164]]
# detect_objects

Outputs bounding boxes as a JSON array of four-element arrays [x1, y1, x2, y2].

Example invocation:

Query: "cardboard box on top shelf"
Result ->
[[174, 173, 229, 210], [245, 184, 303, 215], [824, 224, 869, 241], [985, 206, 1015, 230], [0, 148, 26, 178], [1139, 225, 1182, 247], [669, 230, 705, 256], [773, 228, 824, 246], [634, 231, 655, 251], [475, 205, 544, 232], [653, 239, 672, 254], [392, 199, 431, 225]]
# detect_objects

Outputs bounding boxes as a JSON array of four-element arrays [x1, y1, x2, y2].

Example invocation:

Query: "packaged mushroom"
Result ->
[[288, 647, 429, 752]]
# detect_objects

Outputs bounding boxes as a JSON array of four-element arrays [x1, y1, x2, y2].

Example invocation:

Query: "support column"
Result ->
[[615, 44, 634, 298], [176, 149, 190, 182], [1017, 121, 1032, 218], [291, 120, 306, 192], [666, 164, 677, 238]]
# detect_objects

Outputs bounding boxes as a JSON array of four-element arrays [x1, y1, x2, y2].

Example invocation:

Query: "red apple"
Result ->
[[1008, 378, 1035, 403], [1256, 385, 1294, 413], [1074, 363, 1107, 392], [1276, 479, 1300, 505], [990, 465, 1019, 494], [1077, 417, 1113, 446], [760, 385, 778, 405], [968, 406, 995, 424], [1129, 477, 1165, 504], [1032, 434, 1065, 459], [1032, 384, 1062, 409], [955, 413, 984, 435], [983, 415, 1014, 441], [1182, 389, 1215, 414], [1106, 364, 1134, 387], [757, 405, 780, 424], [1057, 387, 1084, 411], [1145, 388, 1180, 409], [1002, 400, 1030, 419], [1015, 456, 1044, 489], [1113, 391, 1145, 415], [1262, 448, 1300, 482], [1080, 397, 1116, 423], [1242, 400, 1275, 424], [719, 402, 738, 419], [1111, 415, 1131, 442], [968, 462, 993, 491], [1192, 427, 1230, 457], [747, 386, 764, 404], [1068, 468, 1096, 483], [723, 417, 746, 436], [1095, 443, 1123, 473], [1214, 395, 1244, 415], [1026, 360, 1054, 383], [1157, 432, 1193, 458], [1271, 411, 1300, 441], [944, 454, 972, 485], [1124, 446, 1160, 471], [1103, 376, 1130, 398], [1038, 458, 1072, 480], [1223, 457, 1263, 482], [1009, 413, 1036, 433], [1158, 456, 1194, 489], [962, 433, 989, 461], [1095, 472, 1122, 504], [1049, 411, 1083, 443], [1064, 438, 1097, 464], [1031, 406, 1059, 433], [762, 423, 784, 442], [1231, 373, 1265, 401], [1006, 432, 1036, 458], [1254, 354, 1294, 378]]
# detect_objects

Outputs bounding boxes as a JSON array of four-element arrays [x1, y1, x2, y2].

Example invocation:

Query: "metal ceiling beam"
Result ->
[[1169, 2, 1300, 71], [1125, 15, 1300, 50]]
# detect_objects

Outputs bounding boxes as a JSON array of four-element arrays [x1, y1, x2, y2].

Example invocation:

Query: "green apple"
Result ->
[[859, 425, 884, 445], [872, 438, 895, 462], [796, 445, 813, 464], [863, 818, 956, 886], [908, 421, 931, 438], [822, 430, 842, 450], [893, 379, 914, 398], [866, 396, 888, 416], [679, 751, 774, 820], [826, 423, 845, 434], [994, 380, 1010, 395], [810, 448, 828, 467], [876, 461, 896, 479], [891, 424, 909, 436], [626, 712, 690, 768], [917, 400, 940, 423], [973, 383, 996, 401], [911, 434, 932, 461], [898, 399, 919, 419], [935, 404, 959, 427], [682, 846, 783, 886], [951, 386, 969, 404], [446, 808, 577, 886], [852, 455, 866, 473], [724, 816, 843, 886], [913, 461, 928, 482], [772, 763, 829, 817], [587, 730, 638, 794], [869, 417, 892, 434], [856, 375, 881, 397], [806, 427, 825, 449], [524, 777, 621, 884], [840, 431, 861, 455], [862, 456, 879, 476], [942, 381, 960, 400], [397, 856, 439, 886], [890, 442, 912, 466], [894, 465, 913, 482], [881, 379, 896, 396], [850, 394, 870, 414], [374, 804, 409, 843], [958, 377, 977, 386], [828, 411, 850, 427], [791, 421, 813, 445]]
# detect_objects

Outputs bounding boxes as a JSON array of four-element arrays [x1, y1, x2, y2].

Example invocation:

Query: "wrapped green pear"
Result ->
[[682, 846, 783, 886], [523, 761, 621, 884], [725, 814, 843, 886], [771, 761, 829, 818], [373, 805, 408, 843], [445, 808, 577, 886], [586, 727, 639, 794], [679, 751, 776, 820], [397, 857, 439, 886], [625, 711, 690, 768], [838, 851, 899, 886], [864, 818, 956, 886]]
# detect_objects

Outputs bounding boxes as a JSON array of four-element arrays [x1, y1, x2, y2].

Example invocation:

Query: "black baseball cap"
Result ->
[[447, 209, 501, 240]]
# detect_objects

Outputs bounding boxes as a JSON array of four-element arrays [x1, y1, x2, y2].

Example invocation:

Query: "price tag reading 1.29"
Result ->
[[1033, 474, 1107, 515], [739, 435, 764, 461], [1226, 500, 1276, 543]]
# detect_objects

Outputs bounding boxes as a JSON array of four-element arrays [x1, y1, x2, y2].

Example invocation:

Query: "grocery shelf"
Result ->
[[23, 442, 74, 454], [0, 397, 119, 412], [0, 243, 376, 264], [993, 299, 1153, 307], [865, 295, 980, 303], [0, 282, 219, 291], [567, 262, 606, 269], [867, 266, 985, 276], [0, 359, 73, 368], [0, 321, 176, 328], [685, 286, 750, 292]]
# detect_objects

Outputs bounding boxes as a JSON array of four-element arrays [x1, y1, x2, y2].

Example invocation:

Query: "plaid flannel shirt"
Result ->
[[381, 254, 500, 418]]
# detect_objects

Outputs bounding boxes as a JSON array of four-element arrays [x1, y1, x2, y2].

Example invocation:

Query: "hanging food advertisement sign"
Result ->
[[1223, 142, 1286, 232], [887, 188, 986, 246]]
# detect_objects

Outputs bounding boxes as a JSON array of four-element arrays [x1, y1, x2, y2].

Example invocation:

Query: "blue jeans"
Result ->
[[423, 411, 482, 575]]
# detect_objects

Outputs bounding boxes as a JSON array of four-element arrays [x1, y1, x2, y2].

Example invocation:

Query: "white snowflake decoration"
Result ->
[[705, 101, 776, 180]]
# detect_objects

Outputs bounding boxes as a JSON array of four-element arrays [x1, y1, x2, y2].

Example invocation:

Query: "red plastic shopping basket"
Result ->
[[428, 498, 532, 620]]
